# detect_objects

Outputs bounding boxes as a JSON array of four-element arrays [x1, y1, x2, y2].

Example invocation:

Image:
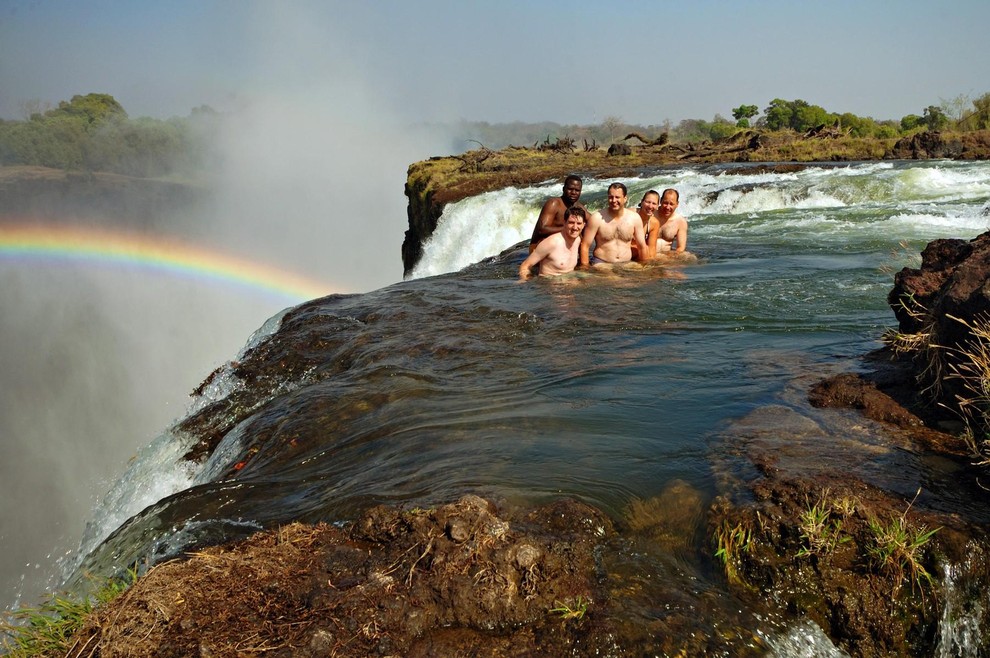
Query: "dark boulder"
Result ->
[[888, 230, 990, 415], [888, 131, 964, 159]]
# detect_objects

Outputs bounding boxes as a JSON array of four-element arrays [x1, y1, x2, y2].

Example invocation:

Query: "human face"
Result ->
[[564, 214, 585, 238], [607, 188, 626, 212], [658, 191, 679, 219], [562, 179, 582, 204], [639, 193, 659, 217]]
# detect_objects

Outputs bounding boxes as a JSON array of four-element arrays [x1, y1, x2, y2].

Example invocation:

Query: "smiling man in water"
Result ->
[[580, 182, 648, 266], [519, 207, 587, 280], [528, 175, 588, 254]]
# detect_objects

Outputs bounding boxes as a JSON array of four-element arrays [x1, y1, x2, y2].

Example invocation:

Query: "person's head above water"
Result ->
[[606, 183, 628, 212], [638, 190, 660, 216], [658, 188, 679, 218], [564, 206, 586, 221], [561, 176, 583, 205]]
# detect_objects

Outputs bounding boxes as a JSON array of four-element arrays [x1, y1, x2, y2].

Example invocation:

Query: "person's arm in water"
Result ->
[[519, 236, 555, 280], [632, 217, 648, 263], [674, 219, 688, 253], [579, 217, 599, 266], [646, 217, 660, 259]]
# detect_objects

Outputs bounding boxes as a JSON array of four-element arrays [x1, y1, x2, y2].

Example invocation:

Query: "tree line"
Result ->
[[0, 93, 222, 178], [2, 92, 989, 177], [451, 92, 990, 151]]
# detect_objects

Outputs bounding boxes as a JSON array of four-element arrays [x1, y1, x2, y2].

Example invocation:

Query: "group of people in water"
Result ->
[[519, 175, 690, 280]]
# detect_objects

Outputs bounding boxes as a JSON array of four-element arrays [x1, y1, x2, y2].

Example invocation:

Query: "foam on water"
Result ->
[[760, 620, 850, 657], [935, 560, 987, 657]]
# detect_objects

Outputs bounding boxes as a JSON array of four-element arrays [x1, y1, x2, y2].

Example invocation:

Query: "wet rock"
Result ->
[[445, 518, 471, 543], [512, 543, 541, 569], [808, 372, 922, 427]]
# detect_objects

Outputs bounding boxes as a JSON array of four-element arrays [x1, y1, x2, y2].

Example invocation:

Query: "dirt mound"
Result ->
[[62, 496, 618, 657]]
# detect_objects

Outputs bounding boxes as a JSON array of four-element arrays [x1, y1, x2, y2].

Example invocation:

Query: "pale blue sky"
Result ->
[[2, 0, 988, 125]]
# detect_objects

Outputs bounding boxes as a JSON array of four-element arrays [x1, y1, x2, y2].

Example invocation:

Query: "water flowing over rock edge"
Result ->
[[15, 234, 990, 657]]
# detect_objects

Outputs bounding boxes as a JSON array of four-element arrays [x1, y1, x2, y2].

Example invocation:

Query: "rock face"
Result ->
[[402, 166, 447, 276], [888, 230, 990, 414], [889, 131, 964, 159]]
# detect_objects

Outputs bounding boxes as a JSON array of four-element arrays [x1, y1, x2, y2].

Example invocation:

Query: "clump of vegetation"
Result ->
[[865, 493, 939, 595], [885, 305, 990, 463], [881, 293, 947, 401], [943, 314, 990, 463], [550, 596, 589, 621], [714, 519, 752, 586], [0, 567, 137, 657], [796, 490, 850, 559]]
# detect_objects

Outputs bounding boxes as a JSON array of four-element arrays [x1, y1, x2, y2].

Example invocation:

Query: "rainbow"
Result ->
[[0, 223, 336, 303]]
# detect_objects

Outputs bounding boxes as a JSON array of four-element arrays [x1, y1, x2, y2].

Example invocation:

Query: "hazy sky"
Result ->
[[2, 0, 988, 125]]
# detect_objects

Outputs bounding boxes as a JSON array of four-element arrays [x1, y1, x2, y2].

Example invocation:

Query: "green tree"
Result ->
[[958, 92, 990, 131], [731, 104, 759, 127], [763, 99, 795, 131], [793, 103, 833, 132], [923, 105, 949, 131], [709, 114, 737, 140], [46, 93, 127, 127], [900, 114, 924, 132]]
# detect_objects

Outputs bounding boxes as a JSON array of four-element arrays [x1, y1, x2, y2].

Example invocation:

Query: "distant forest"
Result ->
[[2, 92, 989, 178]]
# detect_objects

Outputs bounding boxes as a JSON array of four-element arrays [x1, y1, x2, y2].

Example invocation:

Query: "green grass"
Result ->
[[0, 566, 137, 657], [714, 520, 752, 586], [865, 494, 939, 595], [796, 491, 850, 559], [550, 596, 589, 621]]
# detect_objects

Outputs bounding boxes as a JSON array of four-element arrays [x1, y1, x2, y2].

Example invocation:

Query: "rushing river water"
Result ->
[[35, 160, 990, 654]]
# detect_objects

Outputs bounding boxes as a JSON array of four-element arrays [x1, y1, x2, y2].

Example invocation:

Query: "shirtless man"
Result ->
[[519, 207, 586, 280], [580, 182, 648, 266], [528, 175, 588, 254], [654, 188, 688, 254], [632, 190, 661, 260]]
